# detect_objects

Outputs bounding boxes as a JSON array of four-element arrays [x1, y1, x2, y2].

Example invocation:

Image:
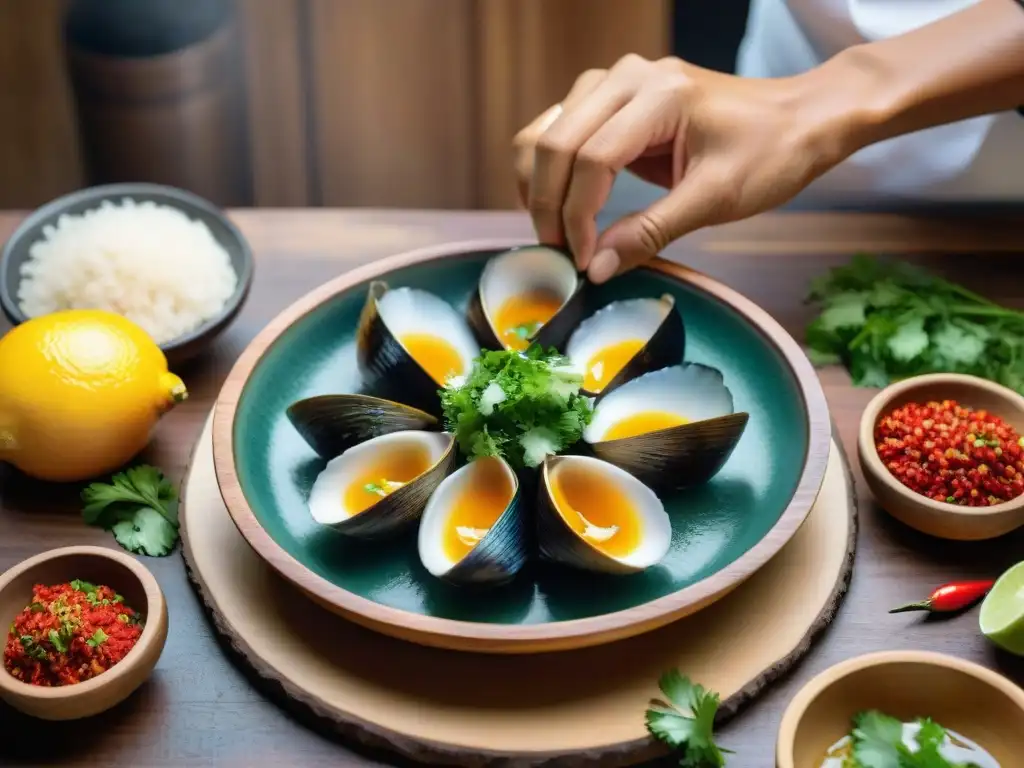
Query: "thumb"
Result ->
[[587, 174, 721, 283]]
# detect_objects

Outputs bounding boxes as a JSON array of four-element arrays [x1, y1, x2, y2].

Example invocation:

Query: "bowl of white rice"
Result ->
[[0, 183, 253, 366]]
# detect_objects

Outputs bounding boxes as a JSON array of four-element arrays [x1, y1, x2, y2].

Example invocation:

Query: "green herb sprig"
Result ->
[[81, 465, 179, 557], [440, 345, 593, 469], [645, 670, 731, 767], [851, 710, 981, 767], [805, 253, 1024, 393]]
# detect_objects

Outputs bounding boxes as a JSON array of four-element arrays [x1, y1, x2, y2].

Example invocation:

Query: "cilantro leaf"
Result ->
[[48, 625, 72, 654], [852, 710, 903, 768], [439, 346, 593, 469], [81, 465, 180, 557], [85, 628, 108, 648], [70, 579, 98, 595], [19, 635, 49, 661], [645, 670, 731, 767], [851, 711, 982, 768], [111, 506, 178, 557]]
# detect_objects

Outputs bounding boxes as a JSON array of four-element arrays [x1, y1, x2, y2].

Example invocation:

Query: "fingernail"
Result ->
[[588, 249, 620, 283]]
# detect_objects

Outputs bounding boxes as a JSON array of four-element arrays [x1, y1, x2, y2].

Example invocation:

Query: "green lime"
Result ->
[[980, 562, 1024, 655]]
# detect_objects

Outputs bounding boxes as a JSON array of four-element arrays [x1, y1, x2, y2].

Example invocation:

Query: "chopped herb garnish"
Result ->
[[851, 710, 980, 767], [85, 628, 108, 648], [48, 627, 71, 654], [70, 579, 97, 595], [19, 636, 49, 662], [364, 482, 387, 497], [28, 602, 46, 614], [510, 321, 541, 340], [440, 345, 593, 469]]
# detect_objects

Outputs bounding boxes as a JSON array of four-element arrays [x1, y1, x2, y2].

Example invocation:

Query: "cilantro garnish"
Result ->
[[806, 253, 1024, 393], [439, 345, 593, 469], [19, 635, 49, 661], [851, 710, 982, 767], [364, 482, 387, 497], [510, 321, 541, 340], [645, 670, 731, 767], [81, 465, 179, 557], [85, 628, 108, 648], [47, 622, 75, 654]]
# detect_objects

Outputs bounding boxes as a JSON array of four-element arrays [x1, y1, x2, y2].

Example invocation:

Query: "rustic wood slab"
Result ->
[[181, 413, 856, 766]]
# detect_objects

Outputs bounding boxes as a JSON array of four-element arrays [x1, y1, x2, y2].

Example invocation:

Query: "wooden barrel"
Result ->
[[64, 12, 248, 206]]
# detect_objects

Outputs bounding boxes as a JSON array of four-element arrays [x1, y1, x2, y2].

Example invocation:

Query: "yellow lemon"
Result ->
[[0, 309, 187, 482]]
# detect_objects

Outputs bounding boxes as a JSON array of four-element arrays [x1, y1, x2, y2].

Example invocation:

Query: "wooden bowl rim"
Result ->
[[0, 545, 167, 700], [775, 649, 1024, 767], [212, 238, 832, 650], [857, 372, 1024, 518], [0, 181, 255, 356]]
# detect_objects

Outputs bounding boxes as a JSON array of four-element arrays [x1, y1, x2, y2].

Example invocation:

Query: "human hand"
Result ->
[[513, 54, 851, 283]]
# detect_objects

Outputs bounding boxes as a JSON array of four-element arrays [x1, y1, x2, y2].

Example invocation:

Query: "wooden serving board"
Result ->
[[181, 413, 857, 766]]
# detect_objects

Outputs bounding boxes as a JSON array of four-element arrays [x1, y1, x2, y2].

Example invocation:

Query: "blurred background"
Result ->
[[0, 0, 750, 211]]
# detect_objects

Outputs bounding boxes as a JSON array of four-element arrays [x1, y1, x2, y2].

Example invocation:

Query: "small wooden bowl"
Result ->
[[858, 373, 1024, 540], [776, 650, 1024, 767], [0, 546, 168, 721]]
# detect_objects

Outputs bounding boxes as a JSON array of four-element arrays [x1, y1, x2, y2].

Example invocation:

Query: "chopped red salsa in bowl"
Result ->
[[876, 399, 1024, 507], [3, 579, 145, 687]]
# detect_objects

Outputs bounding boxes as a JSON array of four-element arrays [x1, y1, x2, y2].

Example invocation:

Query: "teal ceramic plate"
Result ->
[[213, 239, 831, 653]]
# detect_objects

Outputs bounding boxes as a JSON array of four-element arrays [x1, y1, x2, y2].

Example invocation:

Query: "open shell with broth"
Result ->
[[537, 455, 671, 574], [285, 245, 750, 588], [467, 246, 586, 352], [307, 430, 455, 539], [417, 455, 529, 586], [357, 280, 479, 415], [565, 294, 685, 398], [584, 363, 749, 491]]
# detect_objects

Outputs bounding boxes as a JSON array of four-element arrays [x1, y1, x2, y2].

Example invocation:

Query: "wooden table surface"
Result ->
[[3, 209, 1024, 767]]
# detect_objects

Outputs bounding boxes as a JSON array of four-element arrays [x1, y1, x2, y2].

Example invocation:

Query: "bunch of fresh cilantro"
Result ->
[[81, 465, 180, 557], [850, 710, 983, 767], [439, 345, 593, 469], [806, 253, 1024, 393]]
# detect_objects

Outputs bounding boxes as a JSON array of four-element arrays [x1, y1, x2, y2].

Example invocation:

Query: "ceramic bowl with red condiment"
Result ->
[[858, 373, 1024, 541], [0, 545, 168, 720]]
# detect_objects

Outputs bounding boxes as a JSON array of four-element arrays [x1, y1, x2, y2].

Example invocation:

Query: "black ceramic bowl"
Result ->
[[0, 182, 254, 367]]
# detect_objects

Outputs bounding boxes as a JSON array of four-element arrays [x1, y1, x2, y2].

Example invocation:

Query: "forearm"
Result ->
[[799, 0, 1024, 163]]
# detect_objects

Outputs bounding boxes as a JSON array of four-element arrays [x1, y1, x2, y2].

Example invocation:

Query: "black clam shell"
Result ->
[[579, 295, 686, 400], [331, 436, 456, 539], [356, 280, 446, 417], [286, 394, 438, 459], [466, 245, 587, 353], [592, 411, 750, 491], [535, 456, 643, 574], [436, 466, 530, 587]]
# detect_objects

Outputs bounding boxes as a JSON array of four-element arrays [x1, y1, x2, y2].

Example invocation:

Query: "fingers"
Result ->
[[528, 78, 633, 252], [513, 69, 607, 209], [587, 167, 724, 283], [514, 104, 563, 208], [561, 88, 683, 271]]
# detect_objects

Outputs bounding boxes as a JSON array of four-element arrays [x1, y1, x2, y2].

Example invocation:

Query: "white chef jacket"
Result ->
[[736, 0, 1024, 204]]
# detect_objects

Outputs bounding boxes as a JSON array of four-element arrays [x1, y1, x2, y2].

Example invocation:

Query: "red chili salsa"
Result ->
[[876, 399, 1024, 507], [4, 580, 144, 687]]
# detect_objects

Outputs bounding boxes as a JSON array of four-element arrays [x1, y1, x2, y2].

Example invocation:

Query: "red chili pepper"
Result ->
[[889, 580, 995, 614]]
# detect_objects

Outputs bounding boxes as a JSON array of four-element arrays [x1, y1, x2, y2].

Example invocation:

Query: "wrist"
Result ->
[[785, 45, 896, 171]]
